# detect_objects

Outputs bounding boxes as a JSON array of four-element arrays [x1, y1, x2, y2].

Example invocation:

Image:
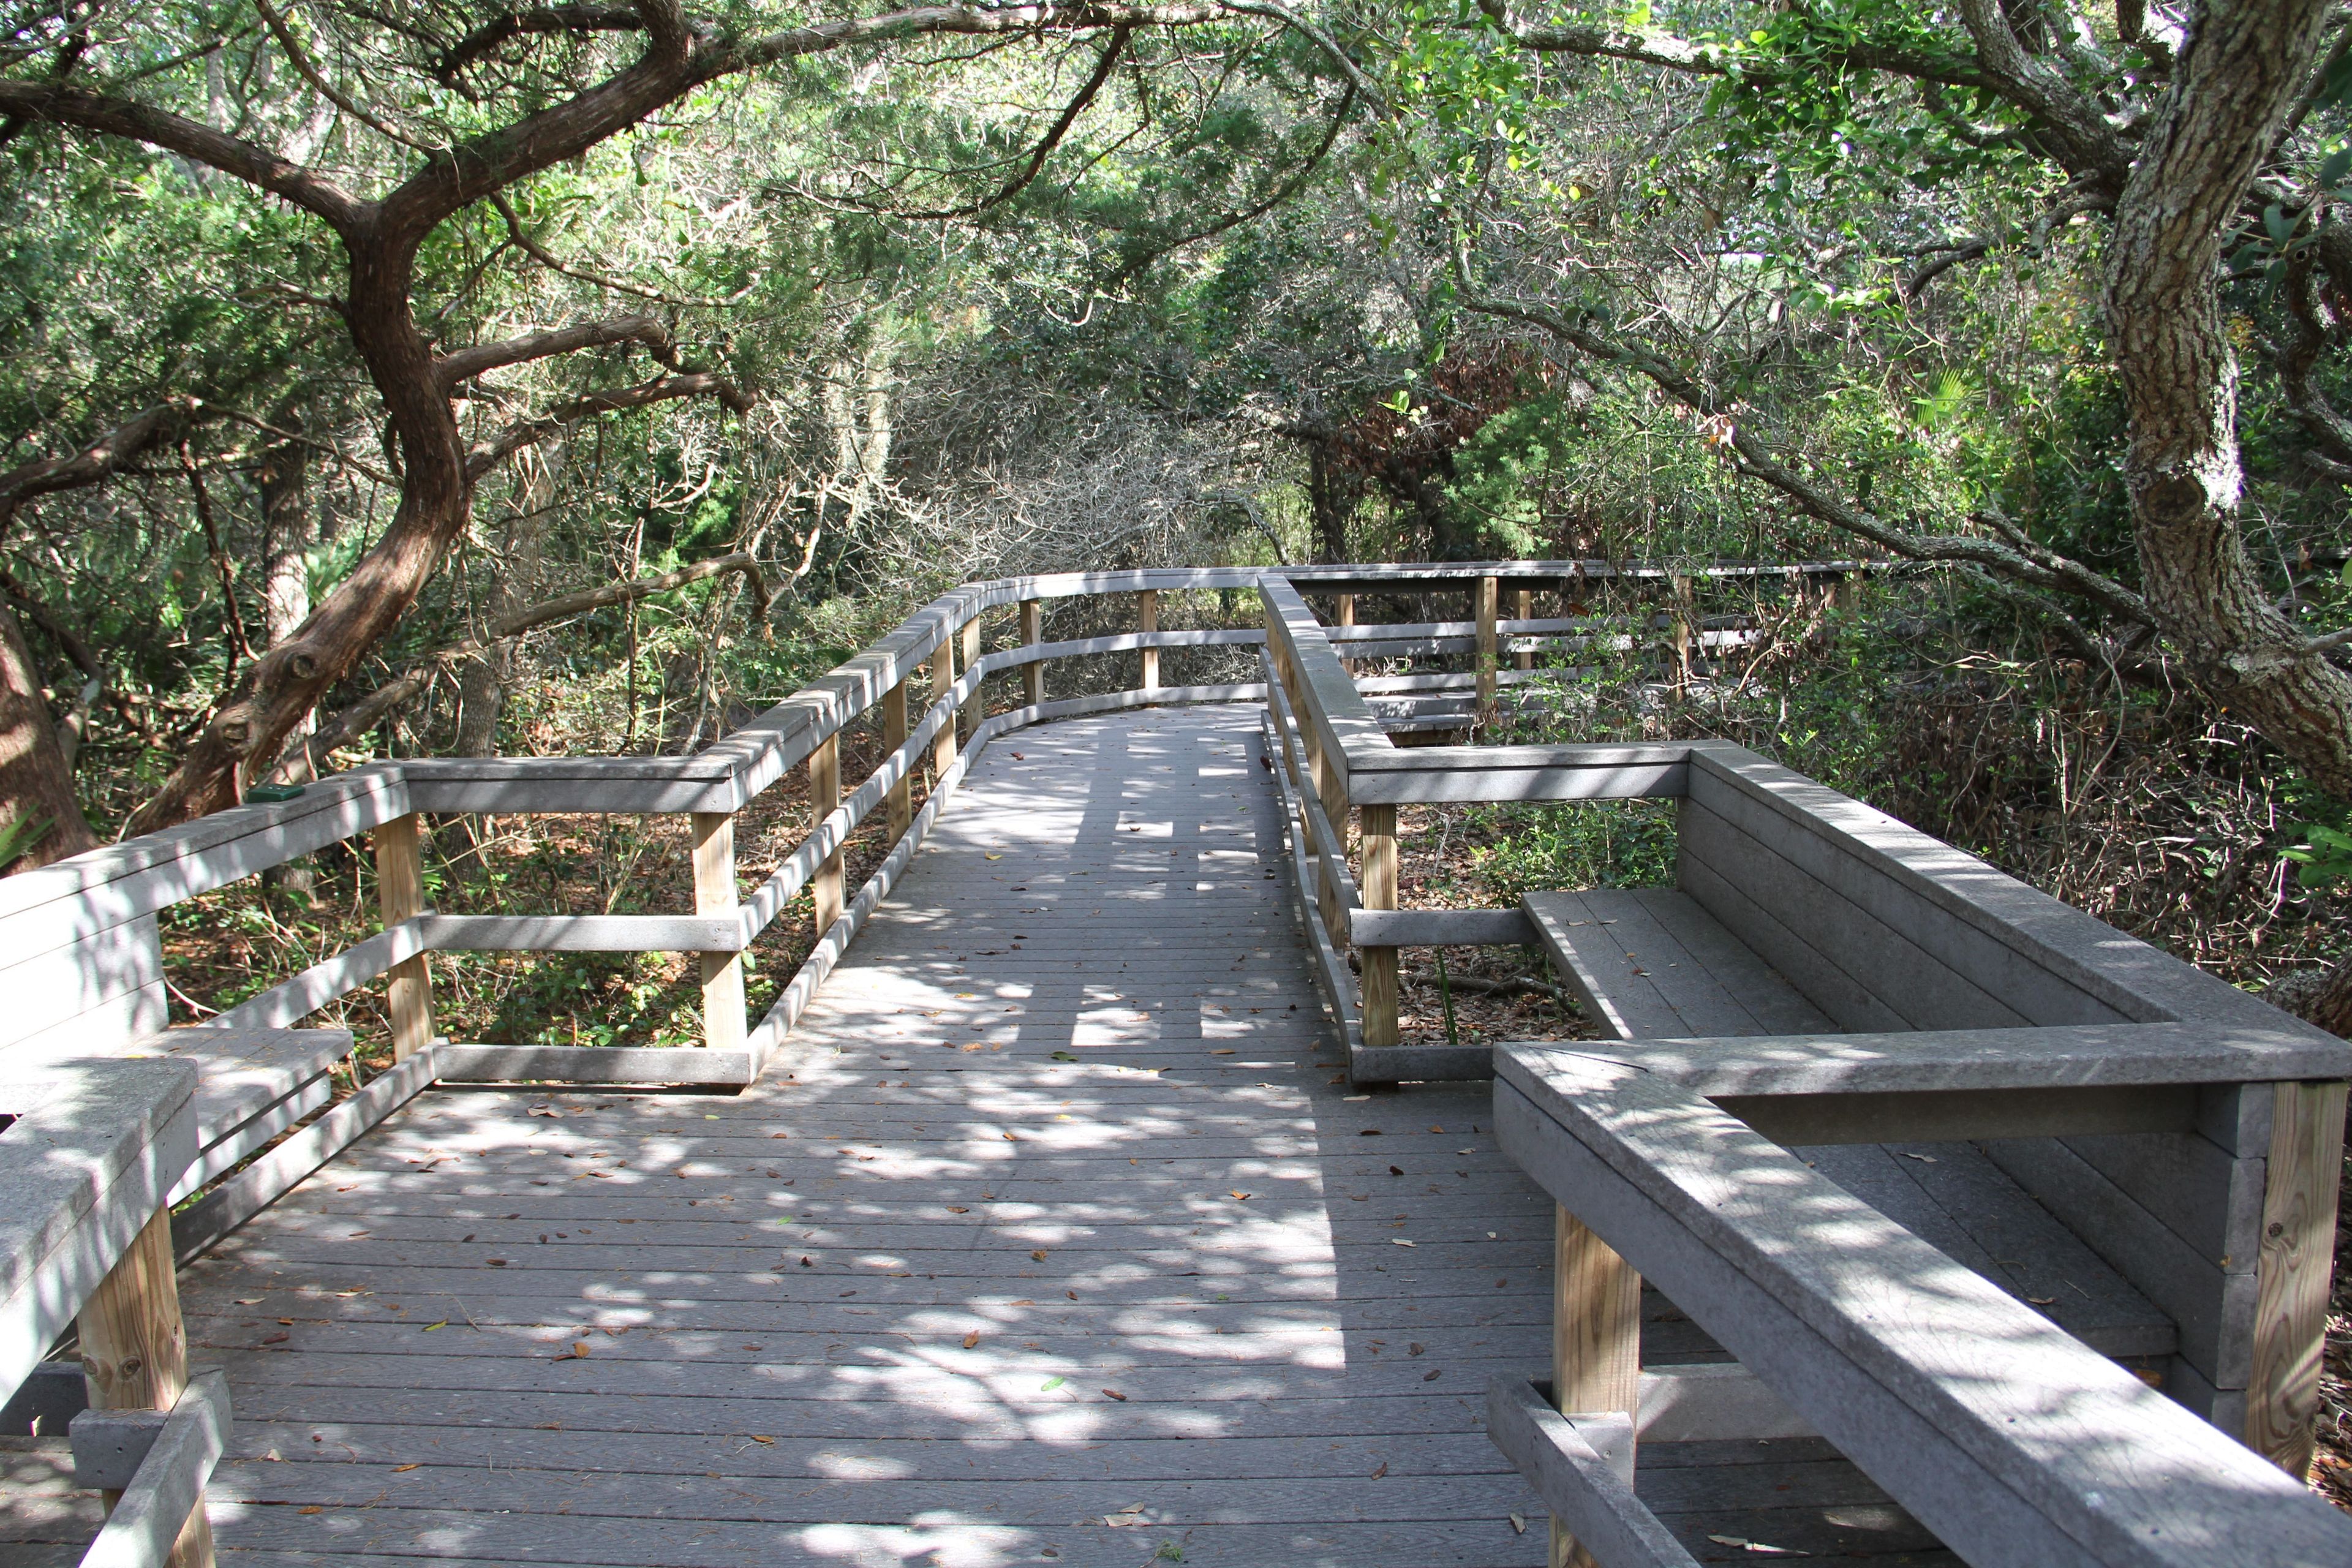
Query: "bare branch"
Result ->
[[465, 371, 749, 478], [0, 81, 368, 232], [285, 549, 767, 772], [253, 0, 426, 149], [436, 313, 674, 388], [0, 400, 205, 526], [1449, 238, 2151, 625], [886, 26, 1129, 221]]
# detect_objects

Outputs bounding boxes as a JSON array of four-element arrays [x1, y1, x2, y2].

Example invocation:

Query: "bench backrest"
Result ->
[[1678, 744, 2285, 1033], [1675, 741, 2320, 1434]]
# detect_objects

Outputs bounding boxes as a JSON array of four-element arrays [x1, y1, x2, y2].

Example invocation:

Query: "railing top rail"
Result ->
[[5, 556, 1885, 927]]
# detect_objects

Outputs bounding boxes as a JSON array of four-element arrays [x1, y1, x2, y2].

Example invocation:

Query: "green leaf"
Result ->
[[2323, 146, 2352, 187], [1040, 1376, 1065, 1391]]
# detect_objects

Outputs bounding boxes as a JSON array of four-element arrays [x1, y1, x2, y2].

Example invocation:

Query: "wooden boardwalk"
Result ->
[[157, 708, 1558, 1566], [0, 706, 1936, 1567]]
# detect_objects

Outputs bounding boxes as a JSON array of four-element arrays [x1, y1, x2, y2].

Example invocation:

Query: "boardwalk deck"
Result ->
[[160, 709, 1567, 1567], [0, 709, 1967, 1566]]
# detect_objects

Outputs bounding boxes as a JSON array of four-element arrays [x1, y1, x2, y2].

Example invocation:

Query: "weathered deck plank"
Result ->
[[170, 710, 1567, 1566]]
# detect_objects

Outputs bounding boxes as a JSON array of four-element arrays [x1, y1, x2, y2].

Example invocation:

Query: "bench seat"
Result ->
[[108, 1027, 355, 1204], [1525, 888, 2176, 1362]]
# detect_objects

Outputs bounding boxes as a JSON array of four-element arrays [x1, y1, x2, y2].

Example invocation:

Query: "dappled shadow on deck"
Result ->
[[172, 708, 1556, 1567]]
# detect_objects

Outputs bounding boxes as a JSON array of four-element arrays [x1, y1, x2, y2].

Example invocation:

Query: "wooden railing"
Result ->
[[0, 557, 1891, 1264]]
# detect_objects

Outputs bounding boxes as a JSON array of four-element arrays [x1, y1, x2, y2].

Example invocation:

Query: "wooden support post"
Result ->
[[1314, 744, 1348, 943], [1515, 586, 1534, 671], [79, 1209, 214, 1568], [1670, 572, 1692, 688], [930, 635, 957, 780], [1137, 588, 1159, 695], [692, 812, 746, 1050], [374, 812, 434, 1061], [1359, 803, 1399, 1049], [1335, 592, 1355, 675], [882, 677, 911, 842], [810, 733, 843, 935], [1020, 598, 1044, 708], [2247, 1079, 2349, 1477], [1550, 1207, 1643, 1568], [1475, 575, 1499, 721], [960, 617, 983, 741]]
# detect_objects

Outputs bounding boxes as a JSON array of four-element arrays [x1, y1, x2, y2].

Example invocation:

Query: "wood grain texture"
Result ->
[[1019, 598, 1042, 708], [2245, 1079, 2347, 1476], [959, 617, 982, 742], [809, 734, 843, 934], [882, 677, 911, 842], [1551, 1205, 1642, 1568], [1359, 804, 1400, 1051], [1476, 575, 1498, 718], [371, 813, 433, 1062], [690, 812, 747, 1053], [1137, 587, 1159, 692]]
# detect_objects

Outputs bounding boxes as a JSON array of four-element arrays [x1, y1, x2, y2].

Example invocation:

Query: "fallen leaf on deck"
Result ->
[[1032, 1250, 1049, 1261], [1102, 1388, 1127, 1400], [1050, 1050, 1078, 1061], [1041, 1376, 1065, 1391], [421, 1321, 447, 1332], [1231, 1191, 1251, 1201], [1369, 1461, 1387, 1479], [1391, 1238, 1415, 1247], [948, 1205, 970, 1213], [963, 1330, 981, 1349], [391, 1463, 420, 1473], [298, 1506, 323, 1515]]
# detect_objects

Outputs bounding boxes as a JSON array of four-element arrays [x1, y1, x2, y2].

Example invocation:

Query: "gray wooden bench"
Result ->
[[1526, 887, 2177, 1363], [1490, 1033, 2352, 1568], [1518, 741, 2348, 1444], [1477, 740, 2352, 1564]]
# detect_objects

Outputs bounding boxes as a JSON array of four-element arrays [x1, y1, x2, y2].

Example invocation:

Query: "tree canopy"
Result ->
[[0, 0, 2346, 951]]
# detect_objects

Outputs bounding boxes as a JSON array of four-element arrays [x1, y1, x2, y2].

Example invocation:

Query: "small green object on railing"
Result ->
[[246, 783, 307, 804]]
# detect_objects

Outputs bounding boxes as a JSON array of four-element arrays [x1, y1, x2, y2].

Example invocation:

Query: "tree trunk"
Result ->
[[454, 442, 560, 758], [0, 604, 97, 871], [2306, 956, 2352, 1039], [257, 434, 320, 892], [126, 230, 475, 835], [2103, 0, 2352, 799], [1306, 437, 1355, 564]]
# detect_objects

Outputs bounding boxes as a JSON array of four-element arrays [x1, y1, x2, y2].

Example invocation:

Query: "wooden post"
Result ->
[[1020, 598, 1044, 708], [1550, 1207, 1643, 1568], [959, 617, 983, 741], [374, 813, 434, 1061], [1515, 586, 1535, 671], [882, 677, 911, 842], [2247, 1079, 2349, 1477], [1670, 572, 1692, 688], [930, 635, 957, 780], [1335, 592, 1355, 675], [1475, 575, 1499, 721], [810, 733, 843, 935], [79, 1209, 214, 1567], [1359, 804, 1399, 1049], [692, 812, 746, 1050], [1137, 588, 1159, 695], [1314, 744, 1349, 943]]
